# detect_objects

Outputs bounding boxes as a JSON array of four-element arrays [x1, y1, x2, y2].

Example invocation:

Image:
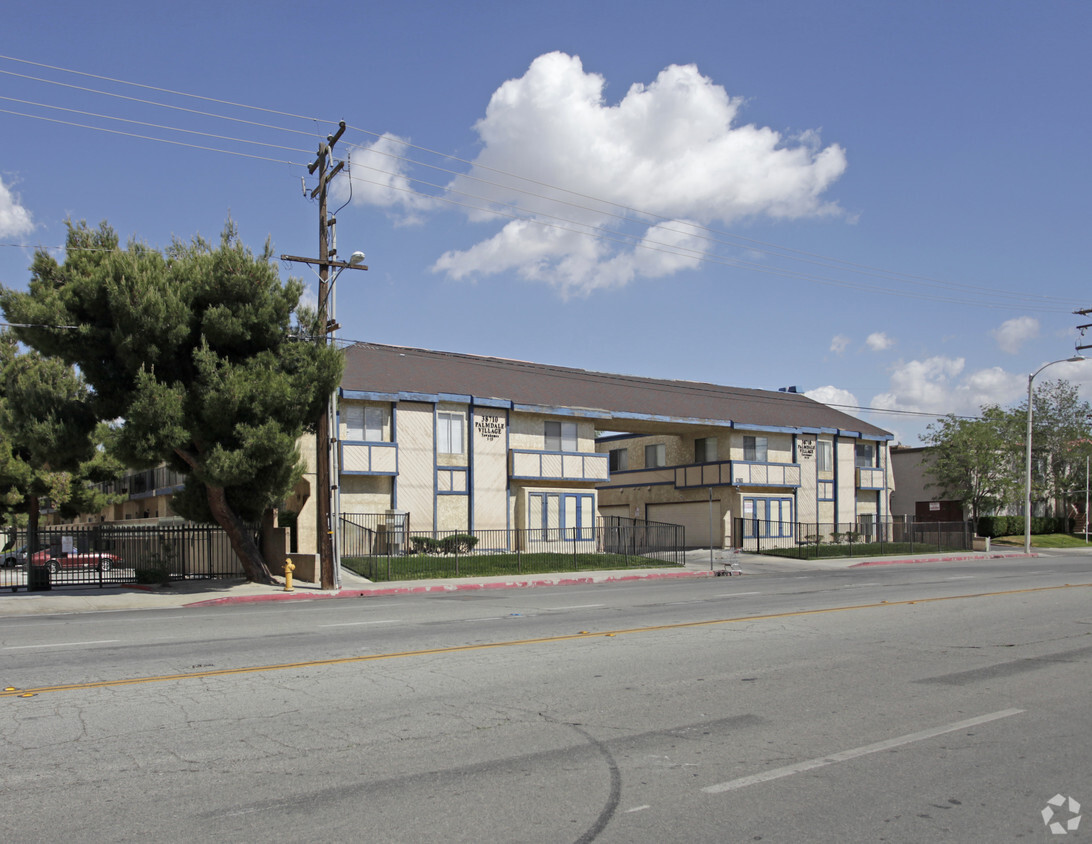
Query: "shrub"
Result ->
[[409, 536, 442, 555], [441, 534, 479, 554]]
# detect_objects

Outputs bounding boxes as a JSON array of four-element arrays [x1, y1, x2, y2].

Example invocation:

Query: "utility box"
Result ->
[[27, 565, 51, 592]]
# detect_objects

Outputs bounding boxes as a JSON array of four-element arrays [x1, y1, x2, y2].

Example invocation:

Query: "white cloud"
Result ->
[[865, 331, 894, 351], [991, 316, 1039, 354], [334, 133, 437, 225], [0, 175, 33, 238], [805, 385, 859, 409], [428, 52, 847, 294], [870, 355, 1026, 417], [829, 334, 851, 355]]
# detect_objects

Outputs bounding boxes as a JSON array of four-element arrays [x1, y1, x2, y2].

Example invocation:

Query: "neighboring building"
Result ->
[[889, 446, 964, 522], [288, 344, 894, 552]]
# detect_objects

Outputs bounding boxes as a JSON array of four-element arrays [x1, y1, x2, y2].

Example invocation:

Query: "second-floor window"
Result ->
[[437, 411, 465, 455], [608, 448, 628, 472], [695, 437, 718, 463], [645, 443, 666, 468], [855, 442, 875, 468], [817, 440, 833, 472], [344, 405, 384, 441], [743, 436, 768, 462], [545, 420, 577, 452]]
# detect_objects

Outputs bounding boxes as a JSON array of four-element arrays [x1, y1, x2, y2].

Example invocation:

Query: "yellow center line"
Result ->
[[3, 582, 1088, 698]]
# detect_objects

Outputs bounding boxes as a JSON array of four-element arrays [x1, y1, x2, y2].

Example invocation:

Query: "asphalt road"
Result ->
[[2, 555, 1090, 842]]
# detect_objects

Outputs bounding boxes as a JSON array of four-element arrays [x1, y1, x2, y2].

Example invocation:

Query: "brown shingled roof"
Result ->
[[340, 343, 891, 438]]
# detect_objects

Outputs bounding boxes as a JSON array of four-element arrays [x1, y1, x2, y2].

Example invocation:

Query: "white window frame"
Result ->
[[695, 437, 718, 463], [545, 420, 578, 452], [855, 442, 875, 468], [528, 492, 595, 541], [743, 436, 768, 462], [437, 411, 465, 455], [645, 443, 666, 468], [817, 440, 833, 473]]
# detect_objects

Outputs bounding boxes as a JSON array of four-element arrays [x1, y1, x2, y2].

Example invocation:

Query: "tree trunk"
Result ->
[[205, 484, 276, 585]]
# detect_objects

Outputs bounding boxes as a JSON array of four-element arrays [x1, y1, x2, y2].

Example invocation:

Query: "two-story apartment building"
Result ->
[[289, 343, 894, 554]]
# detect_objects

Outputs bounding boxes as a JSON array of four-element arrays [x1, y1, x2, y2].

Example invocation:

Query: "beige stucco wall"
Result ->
[[472, 407, 509, 531]]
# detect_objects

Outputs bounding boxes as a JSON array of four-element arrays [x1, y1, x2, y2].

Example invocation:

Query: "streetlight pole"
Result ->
[[1024, 356, 1085, 554]]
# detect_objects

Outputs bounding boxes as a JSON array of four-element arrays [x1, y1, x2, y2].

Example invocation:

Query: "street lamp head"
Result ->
[[349, 251, 366, 266], [1068, 354, 1086, 363]]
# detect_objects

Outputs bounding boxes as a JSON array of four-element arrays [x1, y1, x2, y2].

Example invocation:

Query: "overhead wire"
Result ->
[[0, 52, 1081, 315]]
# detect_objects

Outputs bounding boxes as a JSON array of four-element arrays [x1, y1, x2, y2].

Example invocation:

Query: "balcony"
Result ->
[[675, 460, 801, 489], [510, 449, 610, 482], [600, 460, 801, 490], [341, 441, 398, 475], [856, 466, 886, 489]]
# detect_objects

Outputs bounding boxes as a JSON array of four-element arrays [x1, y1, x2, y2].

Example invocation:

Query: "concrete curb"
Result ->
[[849, 552, 1037, 567], [185, 568, 716, 607]]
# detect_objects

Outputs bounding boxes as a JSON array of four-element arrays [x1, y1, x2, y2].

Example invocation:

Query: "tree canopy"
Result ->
[[0, 333, 121, 542], [0, 221, 343, 583], [923, 380, 1092, 526]]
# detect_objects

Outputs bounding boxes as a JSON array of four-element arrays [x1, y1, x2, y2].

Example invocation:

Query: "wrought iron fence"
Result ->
[[0, 523, 249, 590], [340, 514, 684, 582], [733, 517, 973, 559]]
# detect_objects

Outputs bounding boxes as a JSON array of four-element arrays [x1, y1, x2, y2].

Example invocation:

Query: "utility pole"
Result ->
[[281, 121, 367, 590]]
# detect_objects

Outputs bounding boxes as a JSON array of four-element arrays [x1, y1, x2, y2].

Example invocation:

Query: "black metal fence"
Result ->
[[0, 523, 249, 590], [341, 514, 684, 582], [733, 517, 973, 559]]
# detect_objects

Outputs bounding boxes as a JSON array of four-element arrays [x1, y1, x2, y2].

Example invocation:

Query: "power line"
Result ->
[[0, 53, 1080, 313]]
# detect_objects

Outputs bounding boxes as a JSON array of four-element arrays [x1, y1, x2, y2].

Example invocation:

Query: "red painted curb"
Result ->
[[185, 569, 714, 607], [849, 553, 1037, 567]]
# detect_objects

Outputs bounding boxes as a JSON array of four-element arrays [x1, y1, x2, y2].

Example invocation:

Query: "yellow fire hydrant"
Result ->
[[283, 557, 295, 592]]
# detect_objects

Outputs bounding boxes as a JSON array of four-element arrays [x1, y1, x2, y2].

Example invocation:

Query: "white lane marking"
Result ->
[[625, 805, 651, 813], [701, 708, 1024, 795], [709, 592, 762, 598], [946, 576, 975, 580], [320, 620, 398, 627], [548, 604, 606, 610], [4, 639, 120, 650]]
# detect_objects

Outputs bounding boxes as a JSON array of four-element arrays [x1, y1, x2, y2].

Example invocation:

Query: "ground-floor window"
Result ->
[[528, 492, 595, 541], [742, 496, 793, 538]]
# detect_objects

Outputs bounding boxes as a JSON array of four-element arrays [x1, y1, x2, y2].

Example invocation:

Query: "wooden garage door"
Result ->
[[647, 500, 721, 548]]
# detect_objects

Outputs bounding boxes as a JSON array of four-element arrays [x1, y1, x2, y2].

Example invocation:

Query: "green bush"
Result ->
[[409, 536, 442, 555], [441, 534, 479, 554], [976, 515, 1071, 537]]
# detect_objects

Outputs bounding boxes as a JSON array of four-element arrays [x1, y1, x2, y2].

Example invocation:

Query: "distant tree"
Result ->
[[922, 406, 1021, 524], [0, 221, 343, 584], [1018, 379, 1092, 518], [0, 334, 122, 549]]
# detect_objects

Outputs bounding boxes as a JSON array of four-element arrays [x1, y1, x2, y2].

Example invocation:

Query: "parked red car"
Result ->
[[30, 549, 121, 574]]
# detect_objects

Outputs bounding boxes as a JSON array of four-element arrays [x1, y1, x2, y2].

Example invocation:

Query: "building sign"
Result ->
[[797, 438, 815, 460], [475, 414, 505, 441]]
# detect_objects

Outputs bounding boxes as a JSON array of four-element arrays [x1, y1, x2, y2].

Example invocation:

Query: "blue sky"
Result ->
[[2, 0, 1089, 445]]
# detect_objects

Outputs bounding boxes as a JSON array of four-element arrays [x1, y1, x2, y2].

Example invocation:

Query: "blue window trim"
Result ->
[[742, 496, 794, 538], [437, 467, 469, 496], [528, 491, 596, 541], [817, 479, 835, 501]]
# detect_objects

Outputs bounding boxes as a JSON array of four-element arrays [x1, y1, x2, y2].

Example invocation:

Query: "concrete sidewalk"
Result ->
[[0, 547, 1037, 618]]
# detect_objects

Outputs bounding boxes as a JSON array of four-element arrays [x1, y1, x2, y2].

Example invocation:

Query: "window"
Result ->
[[743, 436, 768, 462], [818, 480, 834, 501], [345, 405, 384, 441], [742, 496, 793, 538], [855, 442, 875, 468], [645, 443, 666, 468], [817, 440, 832, 473], [437, 411, 464, 455], [608, 448, 628, 472], [545, 420, 577, 452], [695, 437, 718, 463], [528, 492, 595, 541]]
